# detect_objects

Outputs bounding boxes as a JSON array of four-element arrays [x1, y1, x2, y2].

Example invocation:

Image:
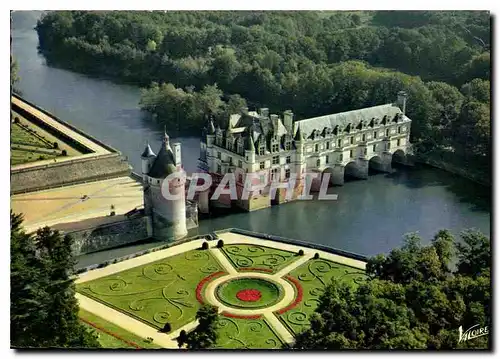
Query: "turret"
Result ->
[[141, 142, 156, 183], [244, 132, 256, 164]]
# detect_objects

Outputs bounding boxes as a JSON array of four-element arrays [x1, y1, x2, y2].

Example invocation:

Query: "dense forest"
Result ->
[[35, 11, 491, 181]]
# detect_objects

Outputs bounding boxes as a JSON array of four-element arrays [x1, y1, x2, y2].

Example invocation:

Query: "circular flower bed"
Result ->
[[216, 277, 284, 309], [236, 289, 262, 302]]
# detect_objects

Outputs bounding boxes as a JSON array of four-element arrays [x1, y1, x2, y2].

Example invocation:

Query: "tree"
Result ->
[[177, 304, 219, 349], [10, 212, 100, 348], [292, 229, 490, 350], [11, 56, 20, 93]]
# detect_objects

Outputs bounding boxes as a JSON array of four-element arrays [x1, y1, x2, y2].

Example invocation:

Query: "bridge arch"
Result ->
[[392, 149, 406, 165], [344, 161, 362, 182]]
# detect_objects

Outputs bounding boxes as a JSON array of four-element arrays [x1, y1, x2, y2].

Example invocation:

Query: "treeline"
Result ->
[[36, 11, 490, 178]]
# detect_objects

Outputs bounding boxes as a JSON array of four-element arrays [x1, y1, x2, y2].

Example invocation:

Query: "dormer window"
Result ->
[[259, 146, 265, 156]]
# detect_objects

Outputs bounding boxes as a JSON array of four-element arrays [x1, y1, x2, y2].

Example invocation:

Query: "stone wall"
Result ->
[[69, 216, 148, 255], [11, 153, 131, 194]]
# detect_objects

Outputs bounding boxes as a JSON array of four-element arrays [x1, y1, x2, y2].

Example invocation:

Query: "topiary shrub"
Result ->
[[14, 117, 20, 123], [162, 322, 172, 333], [298, 249, 304, 256], [61, 149, 67, 156], [313, 252, 320, 260], [201, 241, 209, 250], [53, 142, 58, 149], [217, 239, 224, 248], [38, 155, 45, 160]]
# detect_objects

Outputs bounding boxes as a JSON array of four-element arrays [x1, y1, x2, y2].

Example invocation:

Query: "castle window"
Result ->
[[340, 153, 343, 161], [397, 139, 401, 146], [272, 156, 279, 165], [286, 156, 291, 164], [285, 168, 290, 179], [285, 141, 291, 150], [238, 160, 242, 167], [373, 144, 377, 152], [362, 134, 366, 142], [259, 147, 265, 156], [387, 142, 391, 150], [364, 148, 367, 155], [315, 144, 319, 152], [326, 155, 329, 164], [217, 151, 221, 159], [398, 126, 401, 134], [229, 157, 233, 166], [385, 129, 389, 137], [316, 159, 320, 167], [374, 131, 377, 139], [260, 162, 265, 169], [350, 150, 353, 158], [326, 142, 330, 150], [272, 143, 279, 152], [271, 168, 279, 181], [350, 137, 354, 145], [338, 139, 342, 147]]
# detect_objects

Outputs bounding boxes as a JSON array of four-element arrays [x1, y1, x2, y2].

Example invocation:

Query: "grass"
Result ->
[[76, 249, 225, 332], [216, 277, 283, 309], [79, 309, 161, 349], [221, 244, 300, 273], [214, 317, 284, 349], [277, 258, 367, 335], [10, 111, 83, 165]]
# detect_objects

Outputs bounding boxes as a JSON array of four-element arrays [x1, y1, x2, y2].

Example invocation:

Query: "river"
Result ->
[[11, 11, 491, 267]]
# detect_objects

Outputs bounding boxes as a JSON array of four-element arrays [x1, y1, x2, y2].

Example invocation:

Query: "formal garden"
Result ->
[[76, 242, 366, 349], [10, 112, 78, 165]]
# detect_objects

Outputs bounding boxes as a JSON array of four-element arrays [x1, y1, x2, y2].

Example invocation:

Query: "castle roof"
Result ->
[[141, 143, 155, 158], [147, 132, 177, 178], [294, 103, 410, 139]]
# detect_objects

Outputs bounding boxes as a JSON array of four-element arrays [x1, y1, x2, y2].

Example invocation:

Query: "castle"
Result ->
[[142, 91, 412, 241]]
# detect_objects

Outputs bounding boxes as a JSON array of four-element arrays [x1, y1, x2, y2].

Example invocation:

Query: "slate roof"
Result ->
[[147, 138, 177, 178], [141, 143, 155, 158], [294, 103, 410, 139]]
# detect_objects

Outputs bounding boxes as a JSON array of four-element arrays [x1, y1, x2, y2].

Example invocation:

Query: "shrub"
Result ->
[[201, 241, 209, 250], [61, 149, 67, 156], [298, 249, 304, 256], [14, 117, 20, 123], [53, 142, 58, 149], [313, 253, 320, 259], [217, 239, 224, 248], [162, 322, 172, 333], [38, 155, 45, 160], [97, 262, 109, 268]]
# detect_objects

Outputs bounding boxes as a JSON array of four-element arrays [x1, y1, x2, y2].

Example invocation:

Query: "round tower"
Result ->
[[147, 130, 188, 241]]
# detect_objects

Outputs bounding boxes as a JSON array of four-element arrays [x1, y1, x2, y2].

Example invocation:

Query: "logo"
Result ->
[[458, 324, 489, 343]]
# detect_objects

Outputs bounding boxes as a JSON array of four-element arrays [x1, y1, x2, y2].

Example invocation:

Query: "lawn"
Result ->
[[216, 277, 284, 309], [79, 309, 161, 349], [277, 258, 367, 335], [77, 249, 226, 332], [221, 244, 300, 273], [214, 317, 284, 349]]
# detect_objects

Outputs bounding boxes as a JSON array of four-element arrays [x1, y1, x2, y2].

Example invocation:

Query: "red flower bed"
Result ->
[[240, 267, 273, 273], [80, 317, 141, 349], [221, 311, 262, 320], [236, 289, 262, 302], [196, 271, 227, 304], [275, 275, 303, 315]]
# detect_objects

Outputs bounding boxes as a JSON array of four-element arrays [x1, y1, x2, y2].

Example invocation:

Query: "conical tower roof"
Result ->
[[141, 142, 156, 158], [147, 129, 177, 178], [294, 124, 304, 142]]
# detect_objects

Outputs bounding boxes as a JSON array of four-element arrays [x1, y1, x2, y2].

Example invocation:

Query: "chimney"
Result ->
[[270, 114, 280, 135], [259, 108, 269, 118], [397, 91, 407, 115], [173, 142, 182, 168], [283, 110, 293, 133]]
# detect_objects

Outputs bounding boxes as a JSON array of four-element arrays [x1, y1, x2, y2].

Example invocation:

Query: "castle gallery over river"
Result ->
[[11, 91, 412, 253]]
